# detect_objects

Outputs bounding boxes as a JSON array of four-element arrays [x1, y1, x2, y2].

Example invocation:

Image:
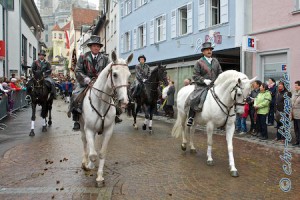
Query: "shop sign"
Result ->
[[242, 36, 257, 52], [0, 40, 5, 60]]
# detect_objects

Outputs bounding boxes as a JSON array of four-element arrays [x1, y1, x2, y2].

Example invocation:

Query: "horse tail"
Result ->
[[171, 111, 184, 138]]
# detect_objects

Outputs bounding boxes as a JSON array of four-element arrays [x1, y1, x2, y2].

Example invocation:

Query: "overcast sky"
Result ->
[[87, 0, 99, 9]]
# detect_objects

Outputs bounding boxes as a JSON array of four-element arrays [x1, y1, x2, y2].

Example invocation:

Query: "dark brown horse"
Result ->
[[130, 64, 168, 134], [27, 70, 54, 136]]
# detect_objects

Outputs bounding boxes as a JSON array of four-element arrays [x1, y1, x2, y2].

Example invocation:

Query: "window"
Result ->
[[22, 35, 27, 66], [134, 0, 147, 9], [179, 6, 188, 35], [134, 23, 146, 49], [6, 0, 14, 10], [156, 16, 163, 42], [150, 15, 166, 44], [123, 0, 132, 16], [297, 0, 300, 10], [54, 33, 56, 39], [124, 31, 131, 52], [33, 47, 36, 60], [171, 2, 193, 38], [59, 33, 62, 39], [211, 0, 220, 26], [29, 43, 32, 58]]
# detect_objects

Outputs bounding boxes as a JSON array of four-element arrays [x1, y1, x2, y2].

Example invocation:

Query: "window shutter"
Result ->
[[198, 0, 206, 30], [187, 2, 193, 34], [128, 0, 132, 14], [171, 9, 177, 38], [133, 28, 137, 50], [120, 34, 124, 53], [220, 0, 229, 24], [133, 0, 137, 9], [162, 15, 167, 41], [128, 31, 131, 51], [150, 19, 154, 44], [143, 23, 147, 47], [121, 2, 124, 17]]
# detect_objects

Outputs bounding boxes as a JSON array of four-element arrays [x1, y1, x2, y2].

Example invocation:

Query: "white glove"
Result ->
[[203, 79, 212, 86], [84, 77, 91, 85], [143, 79, 146, 83]]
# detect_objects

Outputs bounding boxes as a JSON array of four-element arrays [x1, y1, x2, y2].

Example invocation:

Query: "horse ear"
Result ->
[[126, 53, 134, 64], [111, 51, 117, 63], [249, 76, 257, 83]]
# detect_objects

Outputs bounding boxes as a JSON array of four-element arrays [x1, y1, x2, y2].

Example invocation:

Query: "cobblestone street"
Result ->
[[0, 99, 299, 199]]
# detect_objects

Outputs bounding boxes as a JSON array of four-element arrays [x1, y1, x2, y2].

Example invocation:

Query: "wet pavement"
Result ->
[[0, 99, 299, 199]]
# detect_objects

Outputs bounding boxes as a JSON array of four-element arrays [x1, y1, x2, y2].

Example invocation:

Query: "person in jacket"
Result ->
[[132, 55, 150, 99], [292, 80, 300, 146], [187, 42, 223, 126], [267, 78, 277, 126], [274, 81, 292, 141], [246, 80, 262, 135], [164, 80, 175, 118], [254, 83, 272, 140], [27, 50, 56, 98], [68, 35, 112, 130]]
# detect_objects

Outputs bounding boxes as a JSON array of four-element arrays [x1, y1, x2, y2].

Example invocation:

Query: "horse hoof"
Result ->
[[48, 121, 52, 126], [89, 154, 97, 163], [190, 149, 197, 154], [81, 163, 90, 171], [230, 170, 239, 177], [149, 130, 153, 134], [181, 144, 187, 151], [29, 130, 35, 136], [42, 126, 47, 132], [207, 160, 214, 166], [142, 124, 146, 130], [96, 180, 105, 188]]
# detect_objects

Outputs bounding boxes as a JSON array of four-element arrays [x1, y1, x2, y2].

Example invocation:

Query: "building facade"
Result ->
[[0, 0, 44, 78], [119, 0, 251, 90], [251, 0, 300, 85]]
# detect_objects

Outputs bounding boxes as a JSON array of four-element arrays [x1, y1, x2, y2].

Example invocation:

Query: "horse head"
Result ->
[[152, 64, 168, 86], [108, 51, 133, 108]]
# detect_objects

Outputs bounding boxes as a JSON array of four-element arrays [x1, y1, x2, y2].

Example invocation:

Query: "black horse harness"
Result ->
[[88, 63, 129, 134]]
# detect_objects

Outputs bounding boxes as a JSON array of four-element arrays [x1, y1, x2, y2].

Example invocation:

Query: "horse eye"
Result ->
[[237, 94, 242, 97], [113, 73, 118, 78]]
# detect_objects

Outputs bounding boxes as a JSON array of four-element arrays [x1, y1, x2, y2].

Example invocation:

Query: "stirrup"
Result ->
[[187, 117, 194, 127]]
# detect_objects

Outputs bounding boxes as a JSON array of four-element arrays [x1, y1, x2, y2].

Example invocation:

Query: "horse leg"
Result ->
[[143, 105, 149, 130], [48, 101, 52, 126], [96, 127, 113, 186], [148, 107, 153, 134], [226, 123, 239, 177], [206, 121, 214, 166], [29, 104, 36, 136], [181, 125, 188, 151], [42, 118, 47, 132], [86, 129, 97, 169], [133, 103, 138, 129], [80, 132, 89, 171], [189, 125, 196, 153]]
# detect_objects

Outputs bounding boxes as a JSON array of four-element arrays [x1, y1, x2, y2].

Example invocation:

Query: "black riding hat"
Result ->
[[138, 54, 146, 62], [38, 50, 47, 56]]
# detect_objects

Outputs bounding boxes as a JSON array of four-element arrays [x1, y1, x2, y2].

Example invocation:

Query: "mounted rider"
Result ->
[[26, 50, 56, 99], [68, 35, 122, 131], [187, 42, 223, 126], [132, 55, 150, 99]]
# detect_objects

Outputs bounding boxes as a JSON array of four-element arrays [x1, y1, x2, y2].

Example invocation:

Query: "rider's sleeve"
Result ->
[[146, 65, 150, 79], [44, 62, 52, 76], [75, 55, 88, 86], [192, 61, 205, 86]]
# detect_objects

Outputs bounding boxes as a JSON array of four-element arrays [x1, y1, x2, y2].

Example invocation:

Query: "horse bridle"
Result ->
[[88, 62, 129, 134], [210, 82, 246, 128]]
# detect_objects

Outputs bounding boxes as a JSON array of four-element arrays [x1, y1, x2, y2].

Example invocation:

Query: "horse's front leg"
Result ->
[[80, 132, 89, 171], [48, 101, 52, 126], [85, 128, 97, 169], [206, 121, 214, 166], [142, 104, 149, 131], [96, 126, 113, 186], [42, 118, 47, 132], [226, 122, 239, 177], [148, 106, 154, 134], [29, 103, 36, 136], [133, 103, 138, 129]]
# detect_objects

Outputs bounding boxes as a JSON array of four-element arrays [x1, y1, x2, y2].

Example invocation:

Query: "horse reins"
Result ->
[[210, 83, 246, 129], [88, 62, 129, 134]]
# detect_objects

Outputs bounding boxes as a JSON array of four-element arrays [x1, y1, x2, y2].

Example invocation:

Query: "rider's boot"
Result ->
[[72, 111, 80, 131], [187, 108, 196, 126]]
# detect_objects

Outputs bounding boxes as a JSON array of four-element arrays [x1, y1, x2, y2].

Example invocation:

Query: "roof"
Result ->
[[72, 7, 99, 30], [52, 24, 62, 31], [62, 22, 71, 31]]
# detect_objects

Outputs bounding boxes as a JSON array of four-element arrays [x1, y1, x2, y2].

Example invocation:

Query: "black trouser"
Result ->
[[268, 104, 275, 124], [249, 107, 257, 131], [276, 120, 283, 140], [257, 114, 268, 138], [294, 119, 300, 143]]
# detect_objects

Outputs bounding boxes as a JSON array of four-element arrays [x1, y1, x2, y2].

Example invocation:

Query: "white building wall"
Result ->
[[106, 1, 119, 56], [21, 18, 39, 68], [7, 0, 21, 77]]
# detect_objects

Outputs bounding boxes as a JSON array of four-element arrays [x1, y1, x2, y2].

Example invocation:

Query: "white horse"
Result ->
[[79, 51, 133, 186], [172, 70, 256, 177]]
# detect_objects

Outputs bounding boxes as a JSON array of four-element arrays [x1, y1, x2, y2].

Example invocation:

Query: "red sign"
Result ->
[[0, 40, 5, 60]]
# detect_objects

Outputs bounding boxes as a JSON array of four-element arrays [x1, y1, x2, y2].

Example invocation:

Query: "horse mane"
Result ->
[[214, 70, 248, 87]]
